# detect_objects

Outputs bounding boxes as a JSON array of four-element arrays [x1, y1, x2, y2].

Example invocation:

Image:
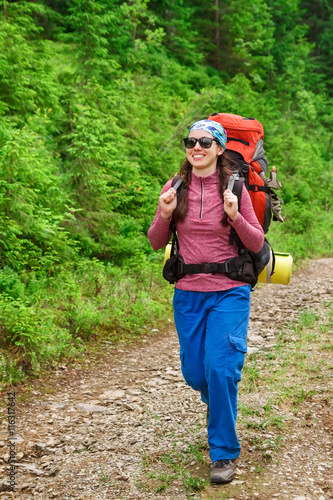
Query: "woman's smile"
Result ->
[[186, 130, 223, 176]]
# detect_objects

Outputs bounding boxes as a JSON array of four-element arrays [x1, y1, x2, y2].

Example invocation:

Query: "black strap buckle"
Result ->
[[224, 261, 232, 274], [202, 263, 217, 274], [177, 260, 184, 275]]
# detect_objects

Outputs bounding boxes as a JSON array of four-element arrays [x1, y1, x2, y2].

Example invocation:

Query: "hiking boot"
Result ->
[[210, 459, 236, 484]]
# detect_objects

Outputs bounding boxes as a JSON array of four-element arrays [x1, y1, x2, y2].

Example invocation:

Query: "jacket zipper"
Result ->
[[200, 178, 204, 218]]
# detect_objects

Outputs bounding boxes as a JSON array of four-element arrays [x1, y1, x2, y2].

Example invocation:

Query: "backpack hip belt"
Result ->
[[176, 260, 237, 276], [162, 220, 269, 287]]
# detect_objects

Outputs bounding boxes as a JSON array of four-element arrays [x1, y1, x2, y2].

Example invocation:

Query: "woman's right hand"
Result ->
[[159, 188, 178, 220]]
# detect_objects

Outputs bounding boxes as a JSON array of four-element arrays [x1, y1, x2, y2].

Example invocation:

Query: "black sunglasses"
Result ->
[[183, 137, 219, 149]]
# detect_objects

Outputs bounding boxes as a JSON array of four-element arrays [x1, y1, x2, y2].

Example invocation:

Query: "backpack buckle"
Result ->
[[177, 260, 184, 275], [202, 263, 217, 274], [224, 261, 232, 274]]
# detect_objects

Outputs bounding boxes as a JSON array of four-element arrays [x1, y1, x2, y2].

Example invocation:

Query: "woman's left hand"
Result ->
[[223, 189, 239, 221]]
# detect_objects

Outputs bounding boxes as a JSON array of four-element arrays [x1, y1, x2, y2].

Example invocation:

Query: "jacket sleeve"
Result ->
[[147, 179, 174, 251], [228, 185, 265, 253]]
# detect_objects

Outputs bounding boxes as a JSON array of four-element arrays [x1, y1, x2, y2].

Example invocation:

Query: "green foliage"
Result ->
[[62, 0, 120, 82], [0, 116, 75, 271], [0, 1, 61, 117], [0, 292, 73, 372], [0, 0, 332, 385], [221, 0, 275, 87]]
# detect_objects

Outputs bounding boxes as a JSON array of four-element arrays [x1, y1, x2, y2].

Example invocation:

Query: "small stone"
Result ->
[[46, 437, 56, 447], [127, 389, 142, 396], [248, 334, 264, 344], [49, 403, 66, 410], [34, 442, 46, 449], [261, 343, 277, 351], [45, 466, 60, 477], [18, 464, 44, 475], [99, 390, 125, 401], [247, 347, 260, 355], [19, 483, 33, 491], [123, 403, 134, 411], [147, 378, 168, 386], [88, 399, 102, 405], [75, 403, 106, 413], [33, 443, 54, 455]]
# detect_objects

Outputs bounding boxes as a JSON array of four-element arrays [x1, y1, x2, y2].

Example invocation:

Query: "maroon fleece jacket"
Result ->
[[148, 170, 264, 292]]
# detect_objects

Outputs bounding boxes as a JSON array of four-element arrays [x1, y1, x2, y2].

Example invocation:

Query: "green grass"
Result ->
[[182, 471, 208, 492], [241, 358, 260, 392], [138, 437, 211, 497], [98, 465, 113, 484]]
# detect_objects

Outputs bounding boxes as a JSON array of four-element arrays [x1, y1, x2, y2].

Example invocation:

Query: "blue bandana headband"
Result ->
[[188, 119, 227, 150]]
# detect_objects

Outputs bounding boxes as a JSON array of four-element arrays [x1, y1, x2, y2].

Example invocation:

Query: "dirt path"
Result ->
[[0, 259, 332, 499]]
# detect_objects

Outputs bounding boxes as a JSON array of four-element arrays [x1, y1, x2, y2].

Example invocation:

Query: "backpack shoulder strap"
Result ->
[[171, 174, 184, 191], [228, 174, 245, 246], [169, 175, 184, 234], [228, 173, 244, 205], [172, 176, 183, 192]]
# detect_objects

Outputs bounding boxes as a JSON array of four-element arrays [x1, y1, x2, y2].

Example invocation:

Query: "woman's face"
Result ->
[[186, 129, 223, 177]]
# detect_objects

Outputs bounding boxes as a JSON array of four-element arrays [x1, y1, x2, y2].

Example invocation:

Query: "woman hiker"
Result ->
[[147, 119, 264, 484]]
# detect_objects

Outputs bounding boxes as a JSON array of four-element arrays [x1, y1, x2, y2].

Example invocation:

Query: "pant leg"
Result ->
[[205, 285, 251, 462], [173, 285, 251, 462], [173, 288, 210, 404]]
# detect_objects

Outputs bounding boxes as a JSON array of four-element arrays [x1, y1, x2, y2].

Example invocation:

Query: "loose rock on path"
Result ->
[[0, 259, 332, 499]]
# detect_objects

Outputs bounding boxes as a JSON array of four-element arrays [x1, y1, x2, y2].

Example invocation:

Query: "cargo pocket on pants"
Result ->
[[228, 334, 247, 381], [229, 333, 247, 353]]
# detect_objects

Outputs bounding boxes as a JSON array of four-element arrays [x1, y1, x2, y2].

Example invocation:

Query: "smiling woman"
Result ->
[[184, 119, 227, 177], [148, 118, 264, 484], [184, 129, 223, 177]]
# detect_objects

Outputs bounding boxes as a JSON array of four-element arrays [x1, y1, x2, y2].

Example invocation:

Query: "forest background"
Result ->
[[0, 0, 332, 387]]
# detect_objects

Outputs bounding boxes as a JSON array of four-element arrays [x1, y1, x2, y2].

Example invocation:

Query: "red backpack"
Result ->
[[208, 112, 280, 233]]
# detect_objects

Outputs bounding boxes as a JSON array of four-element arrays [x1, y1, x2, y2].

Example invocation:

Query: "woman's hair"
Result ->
[[172, 152, 236, 226]]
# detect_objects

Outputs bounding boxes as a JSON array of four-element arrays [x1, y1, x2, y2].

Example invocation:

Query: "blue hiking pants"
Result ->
[[173, 285, 251, 463]]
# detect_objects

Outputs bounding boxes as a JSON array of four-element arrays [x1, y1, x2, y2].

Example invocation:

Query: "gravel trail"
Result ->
[[0, 259, 332, 499]]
